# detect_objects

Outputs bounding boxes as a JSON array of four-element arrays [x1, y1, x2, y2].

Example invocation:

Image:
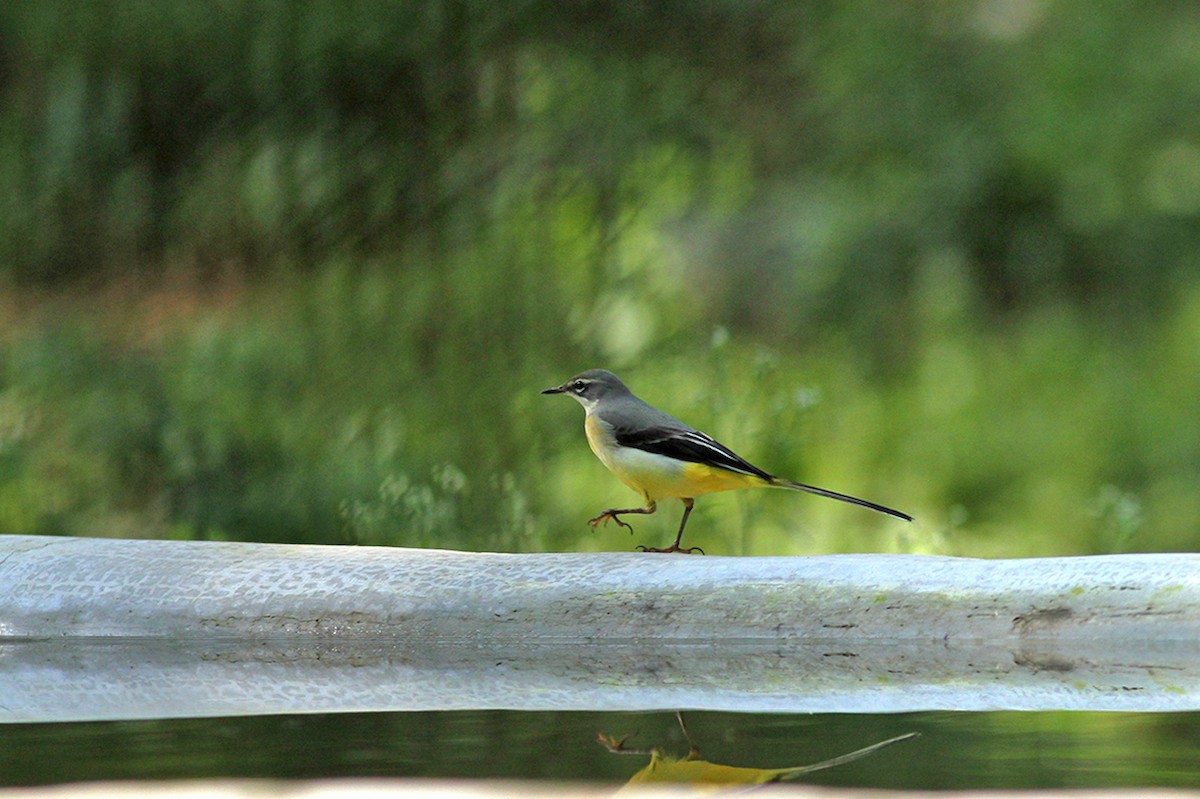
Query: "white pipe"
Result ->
[[1, 535, 1198, 720]]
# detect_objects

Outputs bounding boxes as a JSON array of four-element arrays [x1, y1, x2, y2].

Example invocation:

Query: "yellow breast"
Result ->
[[584, 414, 615, 465]]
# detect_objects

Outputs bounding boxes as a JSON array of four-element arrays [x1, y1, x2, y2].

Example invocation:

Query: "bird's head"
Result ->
[[542, 369, 631, 410]]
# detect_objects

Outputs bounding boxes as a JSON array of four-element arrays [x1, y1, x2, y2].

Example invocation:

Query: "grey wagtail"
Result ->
[[543, 369, 912, 553]]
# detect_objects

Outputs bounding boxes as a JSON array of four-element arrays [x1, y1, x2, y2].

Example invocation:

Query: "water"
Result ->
[[2, 710, 1199, 789], [4, 538, 1199, 790]]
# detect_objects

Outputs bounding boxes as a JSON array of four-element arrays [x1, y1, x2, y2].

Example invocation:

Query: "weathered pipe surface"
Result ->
[[1, 534, 1198, 720]]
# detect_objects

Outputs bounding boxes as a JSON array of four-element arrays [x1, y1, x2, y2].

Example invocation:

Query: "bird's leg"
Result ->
[[589, 500, 656, 533], [675, 711, 703, 761], [638, 498, 704, 554]]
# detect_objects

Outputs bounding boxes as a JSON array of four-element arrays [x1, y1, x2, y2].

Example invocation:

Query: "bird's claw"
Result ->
[[635, 544, 705, 555], [597, 732, 630, 753], [588, 511, 633, 533], [597, 731, 655, 756]]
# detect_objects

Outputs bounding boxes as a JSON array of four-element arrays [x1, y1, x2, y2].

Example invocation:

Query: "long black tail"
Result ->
[[775, 478, 913, 522], [775, 732, 920, 780]]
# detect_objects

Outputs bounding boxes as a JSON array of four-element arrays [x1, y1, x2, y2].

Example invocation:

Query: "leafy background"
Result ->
[[1, 0, 1198, 556]]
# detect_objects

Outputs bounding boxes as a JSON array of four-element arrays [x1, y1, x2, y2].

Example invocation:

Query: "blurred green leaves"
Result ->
[[0, 1, 1196, 553]]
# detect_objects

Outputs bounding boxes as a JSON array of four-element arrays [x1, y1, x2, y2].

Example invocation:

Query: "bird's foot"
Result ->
[[635, 543, 705, 555], [596, 732, 631, 753], [588, 510, 634, 532], [597, 732, 655, 756]]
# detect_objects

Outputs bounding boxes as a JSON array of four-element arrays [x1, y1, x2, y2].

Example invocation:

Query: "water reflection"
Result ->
[[3, 632, 1199, 790], [2, 635, 1198, 723], [600, 711, 917, 791], [1, 710, 1199, 790]]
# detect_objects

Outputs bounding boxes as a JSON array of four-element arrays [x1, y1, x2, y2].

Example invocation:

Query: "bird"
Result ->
[[542, 368, 912, 553]]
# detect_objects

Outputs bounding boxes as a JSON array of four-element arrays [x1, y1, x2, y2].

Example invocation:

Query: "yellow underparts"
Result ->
[[585, 415, 769, 502], [619, 462, 765, 503], [675, 461, 766, 495]]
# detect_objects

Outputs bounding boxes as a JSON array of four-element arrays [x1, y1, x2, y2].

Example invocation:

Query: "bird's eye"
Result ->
[[571, 381, 586, 393]]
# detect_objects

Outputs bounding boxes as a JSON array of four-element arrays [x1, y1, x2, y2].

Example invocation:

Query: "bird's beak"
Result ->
[[541, 384, 566, 395]]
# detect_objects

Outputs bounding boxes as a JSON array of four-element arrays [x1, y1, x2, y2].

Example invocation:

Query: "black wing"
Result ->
[[614, 425, 774, 481]]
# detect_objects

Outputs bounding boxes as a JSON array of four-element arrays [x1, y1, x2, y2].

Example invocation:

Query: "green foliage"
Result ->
[[0, 1, 1196, 554]]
